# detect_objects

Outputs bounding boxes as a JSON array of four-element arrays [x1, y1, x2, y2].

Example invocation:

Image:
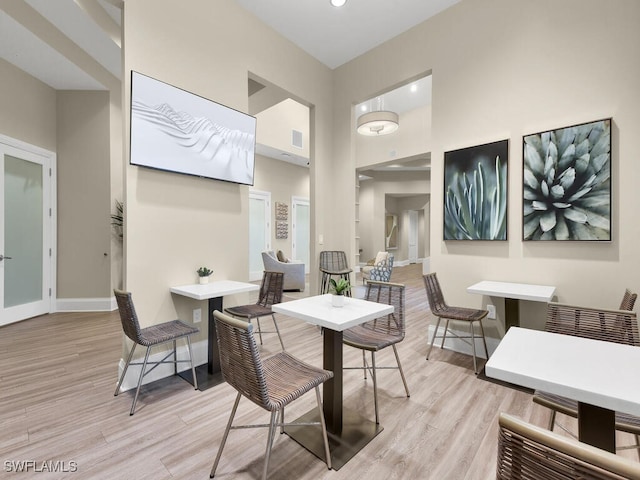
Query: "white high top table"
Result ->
[[272, 294, 393, 470], [170, 280, 259, 390], [486, 326, 640, 452], [467, 280, 555, 330]]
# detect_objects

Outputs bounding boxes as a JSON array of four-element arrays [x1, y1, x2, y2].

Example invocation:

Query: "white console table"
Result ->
[[467, 280, 555, 330]]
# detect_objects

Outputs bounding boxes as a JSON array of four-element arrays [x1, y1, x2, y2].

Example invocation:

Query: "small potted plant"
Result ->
[[329, 278, 351, 307], [197, 267, 213, 284]]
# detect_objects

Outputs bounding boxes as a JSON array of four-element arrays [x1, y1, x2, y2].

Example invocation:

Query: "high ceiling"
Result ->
[[0, 0, 459, 90]]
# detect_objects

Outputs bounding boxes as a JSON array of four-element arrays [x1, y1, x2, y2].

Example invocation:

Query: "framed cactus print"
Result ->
[[444, 140, 508, 240], [523, 118, 611, 241]]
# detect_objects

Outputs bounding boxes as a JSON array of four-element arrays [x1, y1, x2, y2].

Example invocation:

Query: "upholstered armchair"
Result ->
[[261, 250, 305, 291], [361, 251, 394, 284]]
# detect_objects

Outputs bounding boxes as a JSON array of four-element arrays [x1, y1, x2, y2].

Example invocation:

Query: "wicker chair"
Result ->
[[224, 271, 285, 350], [343, 281, 410, 424], [319, 251, 352, 296], [532, 298, 640, 456], [210, 310, 333, 479], [113, 289, 199, 415], [497, 413, 640, 480], [423, 273, 489, 374]]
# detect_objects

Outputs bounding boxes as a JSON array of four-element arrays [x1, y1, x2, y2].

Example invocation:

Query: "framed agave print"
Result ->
[[523, 118, 611, 241], [444, 140, 508, 240]]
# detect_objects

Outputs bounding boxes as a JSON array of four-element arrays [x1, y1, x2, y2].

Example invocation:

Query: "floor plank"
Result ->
[[1, 264, 635, 479]]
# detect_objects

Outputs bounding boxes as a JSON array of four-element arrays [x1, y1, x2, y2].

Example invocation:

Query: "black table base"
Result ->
[[284, 407, 383, 470]]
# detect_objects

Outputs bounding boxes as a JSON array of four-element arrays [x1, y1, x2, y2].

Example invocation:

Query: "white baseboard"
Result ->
[[115, 339, 208, 392], [426, 324, 500, 359], [56, 297, 117, 312]]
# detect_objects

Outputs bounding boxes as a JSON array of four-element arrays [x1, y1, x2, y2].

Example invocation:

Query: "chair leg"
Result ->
[[115, 342, 137, 396], [254, 318, 264, 345], [173, 339, 177, 375], [186, 336, 198, 390], [315, 386, 332, 470], [371, 352, 379, 424], [210, 392, 241, 478], [478, 319, 489, 361], [130, 346, 152, 416], [392, 345, 410, 397], [440, 318, 450, 349], [362, 350, 367, 380], [547, 410, 557, 430], [262, 411, 278, 480], [271, 314, 285, 350], [426, 316, 442, 360], [470, 321, 478, 374], [635, 435, 640, 461]]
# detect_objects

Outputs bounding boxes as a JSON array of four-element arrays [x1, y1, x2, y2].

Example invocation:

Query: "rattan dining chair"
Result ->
[[342, 280, 410, 424], [113, 289, 199, 415], [319, 251, 352, 296], [210, 310, 333, 479], [224, 271, 285, 350], [423, 273, 489, 374], [497, 413, 640, 480], [532, 298, 640, 457]]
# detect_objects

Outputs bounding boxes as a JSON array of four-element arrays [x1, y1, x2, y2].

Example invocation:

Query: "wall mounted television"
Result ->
[[129, 71, 256, 185]]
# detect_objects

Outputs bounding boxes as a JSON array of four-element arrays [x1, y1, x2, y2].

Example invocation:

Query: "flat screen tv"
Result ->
[[130, 71, 256, 185]]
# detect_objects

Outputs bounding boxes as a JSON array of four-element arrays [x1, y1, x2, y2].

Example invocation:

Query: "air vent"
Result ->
[[291, 130, 303, 149]]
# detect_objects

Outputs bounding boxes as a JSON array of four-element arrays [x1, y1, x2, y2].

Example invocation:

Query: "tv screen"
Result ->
[[130, 71, 256, 185]]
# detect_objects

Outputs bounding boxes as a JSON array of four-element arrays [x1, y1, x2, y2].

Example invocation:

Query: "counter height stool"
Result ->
[[113, 289, 199, 415], [423, 273, 489, 374], [224, 271, 285, 350], [210, 310, 333, 479], [319, 250, 352, 296]]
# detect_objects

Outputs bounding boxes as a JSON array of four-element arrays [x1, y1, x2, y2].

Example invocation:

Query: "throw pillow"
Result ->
[[276, 250, 287, 263], [374, 251, 388, 265]]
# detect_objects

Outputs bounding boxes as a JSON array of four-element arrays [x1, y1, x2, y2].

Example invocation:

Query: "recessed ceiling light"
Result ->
[[361, 105, 368, 112], [330, 0, 347, 7], [410, 84, 418, 93]]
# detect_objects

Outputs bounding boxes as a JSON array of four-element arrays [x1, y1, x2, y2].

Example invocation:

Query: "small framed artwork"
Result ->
[[444, 139, 508, 240], [523, 118, 611, 241], [276, 220, 288, 239], [275, 202, 288, 220]]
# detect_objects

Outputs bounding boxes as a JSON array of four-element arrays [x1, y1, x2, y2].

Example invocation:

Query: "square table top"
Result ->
[[272, 294, 393, 332], [467, 280, 555, 302], [170, 280, 259, 300], [485, 326, 640, 417]]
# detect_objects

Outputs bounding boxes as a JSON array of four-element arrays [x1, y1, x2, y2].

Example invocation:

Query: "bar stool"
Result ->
[[319, 250, 352, 296]]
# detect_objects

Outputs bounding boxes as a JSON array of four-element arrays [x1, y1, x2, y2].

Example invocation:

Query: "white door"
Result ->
[[1, 136, 55, 326], [408, 210, 419, 264], [291, 197, 310, 272], [249, 190, 271, 281]]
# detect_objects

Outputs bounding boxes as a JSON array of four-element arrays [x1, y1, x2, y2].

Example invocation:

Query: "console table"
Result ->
[[467, 280, 555, 330], [170, 280, 259, 390]]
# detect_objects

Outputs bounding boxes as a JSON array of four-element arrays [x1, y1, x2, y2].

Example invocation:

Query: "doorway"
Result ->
[[248, 190, 271, 281], [291, 196, 310, 272], [1, 135, 56, 326]]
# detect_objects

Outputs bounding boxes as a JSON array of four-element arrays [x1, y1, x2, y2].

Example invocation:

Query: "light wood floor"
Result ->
[[1, 264, 635, 479]]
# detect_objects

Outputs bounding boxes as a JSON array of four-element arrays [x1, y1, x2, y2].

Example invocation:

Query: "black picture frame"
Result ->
[[444, 139, 509, 240], [522, 118, 611, 241]]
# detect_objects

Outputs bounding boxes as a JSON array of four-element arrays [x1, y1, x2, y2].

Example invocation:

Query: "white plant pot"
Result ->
[[199, 276, 209, 285], [332, 294, 345, 307]]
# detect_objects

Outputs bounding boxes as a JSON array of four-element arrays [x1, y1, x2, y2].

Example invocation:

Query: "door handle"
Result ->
[[0, 254, 12, 261]]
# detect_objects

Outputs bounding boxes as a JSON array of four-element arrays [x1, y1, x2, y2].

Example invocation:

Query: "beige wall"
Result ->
[[56, 91, 112, 298], [256, 99, 310, 159], [335, 0, 640, 337], [123, 0, 333, 327], [0, 58, 56, 151], [252, 154, 309, 258]]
